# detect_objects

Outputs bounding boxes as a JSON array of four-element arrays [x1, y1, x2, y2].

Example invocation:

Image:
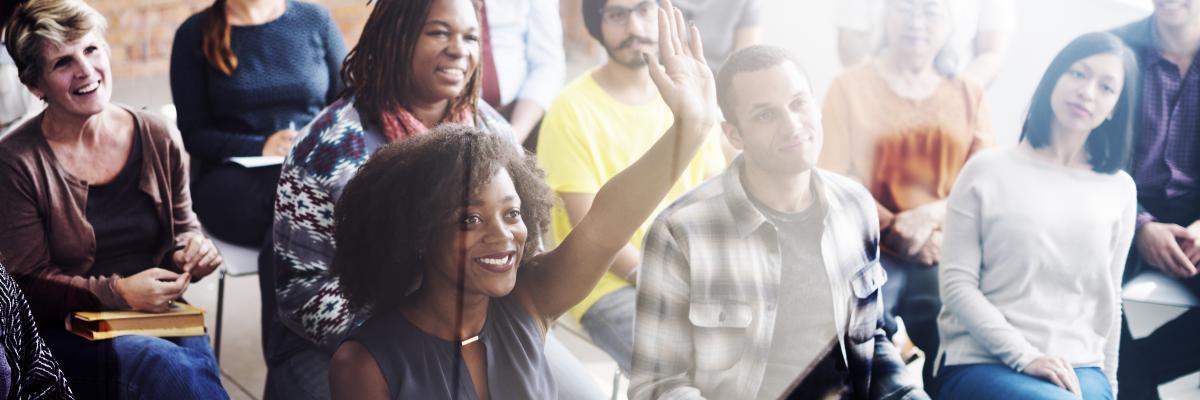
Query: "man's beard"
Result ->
[[605, 36, 656, 69]]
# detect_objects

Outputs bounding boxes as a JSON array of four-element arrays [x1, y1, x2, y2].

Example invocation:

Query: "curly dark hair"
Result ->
[[331, 125, 552, 310]]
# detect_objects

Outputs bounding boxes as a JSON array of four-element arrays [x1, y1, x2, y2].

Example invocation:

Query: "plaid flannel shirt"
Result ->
[[630, 158, 924, 400]]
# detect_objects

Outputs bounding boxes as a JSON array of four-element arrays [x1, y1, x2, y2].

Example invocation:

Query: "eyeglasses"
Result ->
[[600, 1, 658, 27]]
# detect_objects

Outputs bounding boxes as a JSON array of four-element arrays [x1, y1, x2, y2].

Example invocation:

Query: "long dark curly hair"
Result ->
[[331, 125, 552, 310]]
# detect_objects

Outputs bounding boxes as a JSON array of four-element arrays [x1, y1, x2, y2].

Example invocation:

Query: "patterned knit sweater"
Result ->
[[0, 265, 74, 399], [272, 97, 513, 351]]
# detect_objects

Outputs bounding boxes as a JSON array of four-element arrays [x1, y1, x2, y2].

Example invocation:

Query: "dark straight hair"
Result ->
[[1020, 31, 1139, 174]]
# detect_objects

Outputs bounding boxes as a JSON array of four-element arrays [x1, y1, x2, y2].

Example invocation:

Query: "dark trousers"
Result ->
[[1118, 197, 1200, 400], [880, 254, 942, 392], [191, 164, 281, 246], [1119, 270, 1200, 400]]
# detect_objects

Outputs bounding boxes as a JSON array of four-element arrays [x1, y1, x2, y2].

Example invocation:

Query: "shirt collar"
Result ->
[[722, 156, 843, 238], [1145, 16, 1200, 70]]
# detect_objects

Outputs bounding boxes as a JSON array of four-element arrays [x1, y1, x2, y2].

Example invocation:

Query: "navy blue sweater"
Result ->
[[169, 0, 346, 164]]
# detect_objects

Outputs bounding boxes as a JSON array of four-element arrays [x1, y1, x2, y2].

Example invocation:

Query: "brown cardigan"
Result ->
[[0, 106, 202, 325]]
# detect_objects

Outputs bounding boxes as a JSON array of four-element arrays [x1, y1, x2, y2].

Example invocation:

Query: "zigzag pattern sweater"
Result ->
[[272, 97, 513, 351]]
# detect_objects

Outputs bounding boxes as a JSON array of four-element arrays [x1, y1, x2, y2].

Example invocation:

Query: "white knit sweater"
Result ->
[[936, 146, 1137, 393]]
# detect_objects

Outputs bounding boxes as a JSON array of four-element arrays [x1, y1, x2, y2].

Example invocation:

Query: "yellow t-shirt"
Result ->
[[537, 71, 726, 320]]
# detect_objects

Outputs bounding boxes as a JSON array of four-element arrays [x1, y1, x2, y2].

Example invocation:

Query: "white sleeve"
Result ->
[[939, 156, 1044, 372], [516, 0, 566, 110], [1104, 176, 1138, 396]]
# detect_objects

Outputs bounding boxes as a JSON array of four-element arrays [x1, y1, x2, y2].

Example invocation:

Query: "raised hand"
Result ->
[[644, 0, 716, 127]]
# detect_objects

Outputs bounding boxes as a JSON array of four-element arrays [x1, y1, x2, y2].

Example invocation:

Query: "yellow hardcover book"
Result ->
[[68, 303, 207, 341]]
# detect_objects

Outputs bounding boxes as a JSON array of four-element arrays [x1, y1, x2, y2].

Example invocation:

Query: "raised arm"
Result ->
[[520, 0, 718, 322]]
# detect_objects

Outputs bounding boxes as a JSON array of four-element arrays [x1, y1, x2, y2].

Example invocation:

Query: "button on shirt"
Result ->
[[1132, 43, 1200, 226]]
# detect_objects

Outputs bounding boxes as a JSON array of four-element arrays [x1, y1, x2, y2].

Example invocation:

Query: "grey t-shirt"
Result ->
[[674, 0, 760, 71], [747, 187, 838, 399]]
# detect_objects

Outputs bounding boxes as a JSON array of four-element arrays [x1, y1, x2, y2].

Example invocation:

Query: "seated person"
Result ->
[[629, 45, 927, 400], [820, 0, 993, 383], [267, 0, 609, 398], [537, 0, 726, 372], [327, 2, 717, 397], [1111, 3, 1200, 398], [0, 1, 226, 398], [170, 0, 347, 246], [673, 0, 762, 71], [476, 0, 566, 145], [836, 0, 1015, 86], [935, 32, 1139, 400]]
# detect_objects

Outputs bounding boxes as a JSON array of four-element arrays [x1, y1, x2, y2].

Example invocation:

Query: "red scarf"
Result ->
[[380, 105, 474, 142]]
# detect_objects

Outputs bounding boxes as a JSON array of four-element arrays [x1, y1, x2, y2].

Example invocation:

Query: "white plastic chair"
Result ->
[[204, 232, 261, 363]]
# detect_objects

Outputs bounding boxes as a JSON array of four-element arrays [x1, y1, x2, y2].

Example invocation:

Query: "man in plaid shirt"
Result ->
[[629, 45, 926, 400]]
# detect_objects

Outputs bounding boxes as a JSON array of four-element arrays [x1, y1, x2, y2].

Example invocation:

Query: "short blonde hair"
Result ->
[[3, 0, 107, 87]]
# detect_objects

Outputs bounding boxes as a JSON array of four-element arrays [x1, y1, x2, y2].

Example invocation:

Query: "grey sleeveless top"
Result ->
[[348, 296, 557, 399]]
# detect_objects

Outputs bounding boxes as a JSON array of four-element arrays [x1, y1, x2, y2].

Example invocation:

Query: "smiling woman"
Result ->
[[0, 0, 227, 398], [264, 0, 540, 397], [318, 0, 720, 398]]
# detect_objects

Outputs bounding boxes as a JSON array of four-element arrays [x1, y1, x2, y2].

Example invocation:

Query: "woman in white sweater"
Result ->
[[934, 32, 1139, 400]]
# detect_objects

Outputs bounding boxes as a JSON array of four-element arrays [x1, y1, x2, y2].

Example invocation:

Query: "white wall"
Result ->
[[759, 0, 1153, 145]]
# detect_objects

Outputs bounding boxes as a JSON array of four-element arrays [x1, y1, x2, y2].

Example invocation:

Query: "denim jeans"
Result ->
[[42, 328, 227, 399], [580, 286, 635, 373], [879, 254, 941, 387], [936, 364, 1111, 400]]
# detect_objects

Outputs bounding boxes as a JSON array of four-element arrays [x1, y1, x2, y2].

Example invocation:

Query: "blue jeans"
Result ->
[[42, 328, 227, 399], [580, 286, 635, 373], [936, 364, 1111, 400]]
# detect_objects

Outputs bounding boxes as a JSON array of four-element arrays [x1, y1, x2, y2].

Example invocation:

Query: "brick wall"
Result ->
[[90, 0, 374, 79]]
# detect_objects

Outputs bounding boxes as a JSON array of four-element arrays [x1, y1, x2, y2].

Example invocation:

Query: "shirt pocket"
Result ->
[[848, 262, 886, 343], [689, 301, 753, 371]]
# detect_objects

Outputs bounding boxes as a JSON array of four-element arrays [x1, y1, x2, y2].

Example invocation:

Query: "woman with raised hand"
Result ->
[[935, 32, 1139, 400], [326, 1, 715, 398], [0, 0, 226, 398], [266, 0, 635, 397]]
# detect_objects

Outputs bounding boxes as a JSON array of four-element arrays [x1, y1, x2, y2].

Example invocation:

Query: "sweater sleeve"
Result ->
[[0, 160, 127, 325], [938, 156, 1044, 372], [1105, 176, 1138, 395], [0, 267, 74, 399], [168, 17, 269, 162], [271, 107, 366, 351], [514, 0, 565, 111]]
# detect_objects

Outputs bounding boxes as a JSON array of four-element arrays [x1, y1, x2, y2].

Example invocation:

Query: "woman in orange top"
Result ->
[[818, 0, 993, 389]]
